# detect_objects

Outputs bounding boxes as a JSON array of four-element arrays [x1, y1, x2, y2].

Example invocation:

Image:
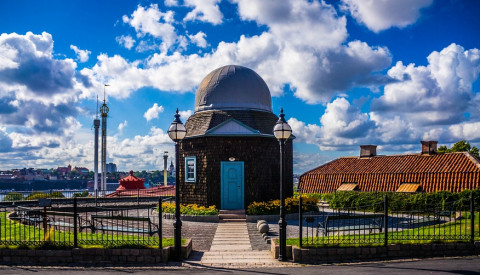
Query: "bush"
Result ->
[[304, 189, 480, 212], [72, 191, 89, 198], [3, 192, 24, 201], [26, 191, 65, 200], [161, 202, 219, 216], [246, 196, 318, 215]]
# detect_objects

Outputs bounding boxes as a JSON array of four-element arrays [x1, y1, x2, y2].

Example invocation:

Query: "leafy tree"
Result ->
[[3, 192, 24, 201], [437, 140, 479, 157]]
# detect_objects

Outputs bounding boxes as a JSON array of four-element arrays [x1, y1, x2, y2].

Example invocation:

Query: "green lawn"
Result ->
[[0, 212, 183, 249], [285, 214, 480, 248]]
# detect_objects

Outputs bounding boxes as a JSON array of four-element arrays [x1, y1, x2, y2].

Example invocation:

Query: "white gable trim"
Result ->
[[206, 119, 260, 135]]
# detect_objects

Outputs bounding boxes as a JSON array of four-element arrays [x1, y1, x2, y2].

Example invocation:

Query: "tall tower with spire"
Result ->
[[100, 84, 110, 192], [94, 96, 100, 191]]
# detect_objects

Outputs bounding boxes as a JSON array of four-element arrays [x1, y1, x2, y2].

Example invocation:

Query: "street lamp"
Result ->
[[168, 108, 186, 261], [273, 108, 292, 261]]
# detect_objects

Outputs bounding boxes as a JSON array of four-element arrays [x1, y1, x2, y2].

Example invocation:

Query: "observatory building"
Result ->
[[178, 65, 293, 209]]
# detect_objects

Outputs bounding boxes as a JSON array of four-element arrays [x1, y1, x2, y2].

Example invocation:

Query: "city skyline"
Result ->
[[0, 0, 479, 173]]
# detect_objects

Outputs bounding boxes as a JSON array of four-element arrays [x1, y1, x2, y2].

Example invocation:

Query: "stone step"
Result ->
[[219, 218, 246, 223], [219, 214, 246, 219], [219, 209, 246, 215]]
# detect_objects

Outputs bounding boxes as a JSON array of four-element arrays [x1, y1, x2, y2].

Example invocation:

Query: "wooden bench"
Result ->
[[89, 215, 159, 236], [317, 214, 384, 237]]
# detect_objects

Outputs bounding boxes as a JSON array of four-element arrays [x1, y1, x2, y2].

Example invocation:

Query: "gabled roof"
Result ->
[[299, 152, 480, 193], [205, 118, 260, 135], [185, 109, 279, 138]]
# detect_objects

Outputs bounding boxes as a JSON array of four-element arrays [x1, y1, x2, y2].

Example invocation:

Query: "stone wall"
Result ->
[[271, 240, 480, 263], [0, 240, 192, 265], [179, 136, 293, 208]]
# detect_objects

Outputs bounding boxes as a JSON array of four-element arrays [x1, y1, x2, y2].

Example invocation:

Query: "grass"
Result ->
[[284, 213, 480, 248], [0, 212, 184, 249]]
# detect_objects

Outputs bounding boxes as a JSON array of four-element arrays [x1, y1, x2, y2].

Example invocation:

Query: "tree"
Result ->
[[437, 140, 479, 157]]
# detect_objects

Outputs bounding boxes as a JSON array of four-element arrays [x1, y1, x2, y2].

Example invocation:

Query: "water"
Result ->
[[0, 189, 115, 201]]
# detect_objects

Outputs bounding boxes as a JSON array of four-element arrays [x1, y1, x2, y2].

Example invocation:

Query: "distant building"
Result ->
[[106, 163, 117, 173], [299, 141, 480, 193], [74, 167, 89, 175], [57, 164, 72, 175], [168, 160, 175, 176]]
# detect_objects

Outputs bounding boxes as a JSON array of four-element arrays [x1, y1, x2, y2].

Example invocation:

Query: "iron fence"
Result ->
[[0, 187, 176, 202], [299, 193, 479, 247], [0, 197, 173, 248]]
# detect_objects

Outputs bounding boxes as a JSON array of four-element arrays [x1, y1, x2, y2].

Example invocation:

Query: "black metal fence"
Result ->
[[0, 197, 173, 248], [0, 188, 176, 203], [299, 193, 479, 247]]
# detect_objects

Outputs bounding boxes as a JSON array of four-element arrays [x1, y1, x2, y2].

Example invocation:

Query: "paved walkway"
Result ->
[[185, 221, 296, 268]]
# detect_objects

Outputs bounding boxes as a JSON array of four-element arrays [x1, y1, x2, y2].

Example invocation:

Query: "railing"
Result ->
[[0, 197, 173, 248], [0, 187, 176, 203], [299, 193, 479, 247]]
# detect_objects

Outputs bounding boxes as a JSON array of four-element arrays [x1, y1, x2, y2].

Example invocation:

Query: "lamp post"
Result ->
[[273, 108, 292, 261], [168, 108, 186, 261]]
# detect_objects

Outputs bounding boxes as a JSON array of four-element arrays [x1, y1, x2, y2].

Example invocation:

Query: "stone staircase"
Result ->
[[184, 209, 295, 268], [218, 209, 246, 222]]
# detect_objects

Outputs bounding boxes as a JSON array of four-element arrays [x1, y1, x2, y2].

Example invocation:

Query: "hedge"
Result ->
[[26, 191, 65, 200], [2, 192, 25, 201], [161, 202, 219, 216], [246, 196, 318, 215], [301, 189, 480, 212]]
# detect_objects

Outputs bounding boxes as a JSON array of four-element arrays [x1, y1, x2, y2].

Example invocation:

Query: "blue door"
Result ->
[[221, 161, 244, 210]]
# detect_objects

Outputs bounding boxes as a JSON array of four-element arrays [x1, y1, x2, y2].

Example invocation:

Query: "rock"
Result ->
[[259, 223, 269, 234], [257, 220, 268, 229]]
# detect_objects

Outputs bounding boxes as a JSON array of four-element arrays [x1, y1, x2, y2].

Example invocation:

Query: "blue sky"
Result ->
[[0, 0, 479, 173]]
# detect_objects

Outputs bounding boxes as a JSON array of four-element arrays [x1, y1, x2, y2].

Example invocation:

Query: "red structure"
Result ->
[[117, 170, 146, 191]]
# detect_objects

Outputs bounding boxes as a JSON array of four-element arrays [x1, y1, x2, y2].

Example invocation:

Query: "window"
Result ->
[[396, 183, 421, 193], [185, 156, 196, 182], [337, 183, 358, 191]]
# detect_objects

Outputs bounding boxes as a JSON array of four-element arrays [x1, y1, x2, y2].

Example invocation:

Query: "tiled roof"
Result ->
[[184, 110, 279, 137], [299, 152, 480, 193]]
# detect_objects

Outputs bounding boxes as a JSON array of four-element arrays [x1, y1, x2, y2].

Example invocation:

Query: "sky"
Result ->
[[0, 0, 479, 174]]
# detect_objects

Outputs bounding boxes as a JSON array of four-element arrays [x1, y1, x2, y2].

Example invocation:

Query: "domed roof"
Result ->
[[194, 65, 272, 113]]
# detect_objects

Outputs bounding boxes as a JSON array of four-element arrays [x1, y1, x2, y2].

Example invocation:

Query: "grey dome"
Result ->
[[194, 65, 272, 113]]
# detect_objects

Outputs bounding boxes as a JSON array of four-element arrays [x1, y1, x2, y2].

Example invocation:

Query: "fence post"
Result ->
[[50, 189, 52, 198], [384, 194, 388, 247], [73, 197, 78, 248], [299, 194, 303, 248], [95, 189, 98, 206], [158, 197, 162, 249], [470, 192, 474, 244], [137, 188, 140, 204]]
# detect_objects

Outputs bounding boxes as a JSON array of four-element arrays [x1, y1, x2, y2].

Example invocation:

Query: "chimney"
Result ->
[[360, 145, 377, 158], [421, 141, 438, 155]]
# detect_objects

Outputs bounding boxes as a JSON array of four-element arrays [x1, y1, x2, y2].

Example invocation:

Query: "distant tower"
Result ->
[[94, 96, 100, 191], [100, 84, 110, 191], [163, 151, 168, 186]]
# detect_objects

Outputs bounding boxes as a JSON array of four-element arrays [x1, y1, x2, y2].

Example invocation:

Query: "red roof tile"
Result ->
[[299, 152, 480, 193]]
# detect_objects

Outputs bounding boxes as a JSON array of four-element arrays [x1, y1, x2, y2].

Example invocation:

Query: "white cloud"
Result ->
[[116, 35, 136, 50], [122, 4, 179, 51], [86, 0, 391, 104], [188, 31, 207, 48], [70, 44, 91, 62], [183, 0, 223, 25], [165, 0, 179, 7], [118, 120, 128, 134], [179, 109, 192, 119], [341, 0, 433, 32], [144, 103, 164, 121], [372, 43, 480, 126]]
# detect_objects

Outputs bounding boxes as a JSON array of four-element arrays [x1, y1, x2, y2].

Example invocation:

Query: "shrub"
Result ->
[[72, 191, 89, 198], [26, 191, 65, 200], [3, 192, 24, 202], [246, 196, 318, 215], [161, 202, 219, 216], [304, 189, 480, 212]]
